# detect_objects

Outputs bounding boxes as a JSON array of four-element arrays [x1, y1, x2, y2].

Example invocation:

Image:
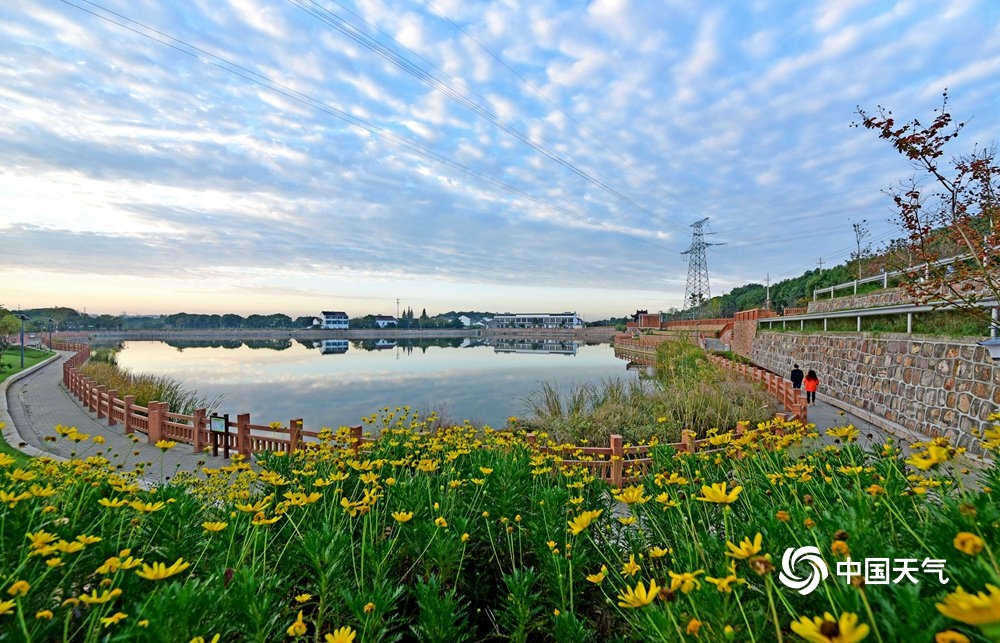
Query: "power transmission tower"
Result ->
[[681, 217, 724, 312]]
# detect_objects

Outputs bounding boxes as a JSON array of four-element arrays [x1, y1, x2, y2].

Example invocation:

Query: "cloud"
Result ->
[[1, 0, 998, 319]]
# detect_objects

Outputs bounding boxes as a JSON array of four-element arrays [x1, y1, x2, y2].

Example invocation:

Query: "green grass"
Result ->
[[0, 347, 54, 466], [0, 347, 53, 384]]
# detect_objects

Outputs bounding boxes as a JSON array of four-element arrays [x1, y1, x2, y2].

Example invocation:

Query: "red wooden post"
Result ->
[[289, 418, 303, 451], [681, 429, 695, 453], [192, 408, 207, 452], [609, 434, 624, 489], [736, 421, 748, 436], [349, 424, 363, 451], [95, 385, 107, 418], [525, 433, 537, 447], [107, 390, 118, 426], [122, 395, 135, 435], [147, 401, 165, 443], [237, 413, 251, 456]]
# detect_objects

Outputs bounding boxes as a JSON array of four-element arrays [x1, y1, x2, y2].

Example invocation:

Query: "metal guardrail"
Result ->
[[760, 299, 1000, 334], [812, 255, 968, 300]]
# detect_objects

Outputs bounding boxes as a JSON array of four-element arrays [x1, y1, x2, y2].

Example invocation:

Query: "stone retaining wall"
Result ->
[[749, 331, 999, 450]]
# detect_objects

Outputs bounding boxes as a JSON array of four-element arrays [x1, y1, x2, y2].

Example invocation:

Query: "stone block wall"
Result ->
[[749, 331, 999, 450]]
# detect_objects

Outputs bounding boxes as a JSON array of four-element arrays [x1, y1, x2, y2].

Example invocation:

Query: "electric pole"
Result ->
[[681, 217, 725, 315]]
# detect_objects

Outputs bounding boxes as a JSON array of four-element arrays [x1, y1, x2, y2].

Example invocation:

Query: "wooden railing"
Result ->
[[707, 355, 807, 421], [56, 340, 369, 457]]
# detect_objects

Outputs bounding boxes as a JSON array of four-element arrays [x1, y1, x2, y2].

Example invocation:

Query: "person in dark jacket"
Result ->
[[790, 364, 804, 389], [803, 370, 819, 404]]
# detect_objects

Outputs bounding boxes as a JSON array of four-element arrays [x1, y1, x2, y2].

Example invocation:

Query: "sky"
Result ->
[[2, 0, 999, 321]]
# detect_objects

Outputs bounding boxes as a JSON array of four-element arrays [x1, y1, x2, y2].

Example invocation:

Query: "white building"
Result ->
[[492, 312, 584, 329], [321, 311, 349, 329], [374, 315, 397, 328]]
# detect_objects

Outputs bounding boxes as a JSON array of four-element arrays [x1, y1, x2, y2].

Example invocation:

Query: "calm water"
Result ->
[[115, 338, 635, 430]]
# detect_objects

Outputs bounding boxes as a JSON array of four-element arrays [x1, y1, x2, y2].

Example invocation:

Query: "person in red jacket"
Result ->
[[803, 369, 819, 405]]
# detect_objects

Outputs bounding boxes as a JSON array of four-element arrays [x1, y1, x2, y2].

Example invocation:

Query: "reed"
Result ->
[[79, 361, 221, 416], [521, 340, 776, 443]]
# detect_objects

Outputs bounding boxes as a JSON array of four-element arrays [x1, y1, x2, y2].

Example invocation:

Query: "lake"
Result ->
[[114, 337, 636, 430]]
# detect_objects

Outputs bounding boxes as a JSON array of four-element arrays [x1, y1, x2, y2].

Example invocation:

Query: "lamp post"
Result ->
[[14, 313, 29, 368], [44, 317, 55, 352]]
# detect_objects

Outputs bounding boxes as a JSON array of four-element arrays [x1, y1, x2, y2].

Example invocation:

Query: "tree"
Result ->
[[850, 219, 871, 281], [0, 313, 20, 356], [856, 91, 1000, 330]]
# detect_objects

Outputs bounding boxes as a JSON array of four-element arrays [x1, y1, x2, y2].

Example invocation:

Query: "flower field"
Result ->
[[1, 409, 998, 642]]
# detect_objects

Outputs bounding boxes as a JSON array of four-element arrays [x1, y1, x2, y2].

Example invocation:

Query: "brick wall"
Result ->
[[749, 331, 999, 449]]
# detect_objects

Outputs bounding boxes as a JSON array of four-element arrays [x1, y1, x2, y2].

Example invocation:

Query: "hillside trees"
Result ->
[[856, 91, 1000, 330]]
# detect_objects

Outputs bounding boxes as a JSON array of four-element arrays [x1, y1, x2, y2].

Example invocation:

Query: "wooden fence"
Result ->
[[706, 354, 808, 421]]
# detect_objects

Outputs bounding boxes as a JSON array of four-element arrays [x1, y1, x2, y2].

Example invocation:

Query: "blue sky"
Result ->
[[2, 0, 999, 321]]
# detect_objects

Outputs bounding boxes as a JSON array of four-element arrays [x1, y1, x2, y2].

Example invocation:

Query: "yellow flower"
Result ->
[[865, 484, 885, 496], [617, 516, 637, 526], [295, 594, 312, 603], [155, 439, 177, 451], [831, 541, 850, 558], [935, 631, 970, 643], [686, 618, 702, 636], [669, 570, 704, 594], [138, 619, 149, 628], [101, 612, 128, 627], [648, 546, 671, 559], [696, 481, 743, 504], [435, 516, 448, 528], [825, 426, 860, 442], [621, 554, 641, 577], [251, 513, 282, 526], [706, 574, 747, 593], [617, 579, 660, 608], [136, 558, 191, 581], [98, 497, 128, 508], [567, 509, 603, 536], [0, 600, 15, 616], [26, 530, 57, 549], [936, 584, 1000, 627], [236, 498, 271, 513], [776, 510, 791, 522], [363, 602, 376, 614], [202, 521, 228, 532], [7, 580, 30, 596], [479, 467, 493, 475], [613, 485, 649, 505], [190, 636, 221, 643], [954, 532, 985, 556], [791, 612, 870, 643], [129, 500, 166, 513], [54, 540, 86, 554], [461, 533, 470, 543], [35, 609, 54, 620], [587, 565, 608, 584], [726, 533, 762, 559], [288, 610, 307, 637], [392, 511, 413, 523], [79, 588, 123, 604], [325, 627, 356, 643]]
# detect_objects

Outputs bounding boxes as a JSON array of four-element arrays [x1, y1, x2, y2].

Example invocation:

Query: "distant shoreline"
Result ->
[[82, 326, 618, 343]]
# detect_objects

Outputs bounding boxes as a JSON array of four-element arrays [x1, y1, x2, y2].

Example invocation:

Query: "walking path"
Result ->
[[1, 351, 230, 480]]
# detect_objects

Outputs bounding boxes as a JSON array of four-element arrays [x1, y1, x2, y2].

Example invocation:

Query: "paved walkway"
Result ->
[[2, 351, 231, 481]]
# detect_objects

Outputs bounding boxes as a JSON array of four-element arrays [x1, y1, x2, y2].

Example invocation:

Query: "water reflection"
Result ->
[[114, 339, 633, 430]]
